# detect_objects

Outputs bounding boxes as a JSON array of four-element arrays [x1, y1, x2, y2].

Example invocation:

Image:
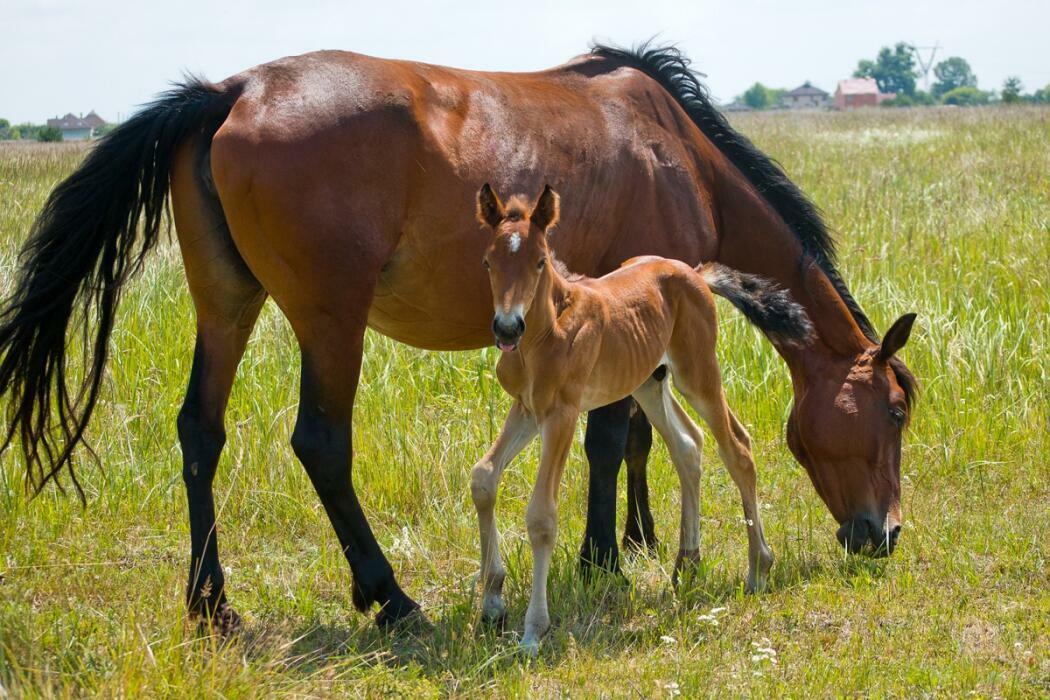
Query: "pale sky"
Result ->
[[3, 0, 1048, 124]]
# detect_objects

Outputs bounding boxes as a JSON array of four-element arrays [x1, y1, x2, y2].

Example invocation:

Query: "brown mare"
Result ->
[[472, 184, 814, 651], [0, 43, 916, 630]]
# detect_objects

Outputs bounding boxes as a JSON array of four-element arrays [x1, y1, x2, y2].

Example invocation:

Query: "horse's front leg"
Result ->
[[290, 314, 420, 627], [470, 402, 538, 626], [522, 406, 578, 654], [580, 397, 632, 575]]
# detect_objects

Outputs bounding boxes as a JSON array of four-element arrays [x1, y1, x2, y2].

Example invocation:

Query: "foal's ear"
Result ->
[[476, 183, 506, 228], [531, 184, 560, 232], [876, 313, 916, 361]]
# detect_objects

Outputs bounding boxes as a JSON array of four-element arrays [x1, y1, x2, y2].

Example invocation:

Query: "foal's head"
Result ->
[[476, 184, 560, 352]]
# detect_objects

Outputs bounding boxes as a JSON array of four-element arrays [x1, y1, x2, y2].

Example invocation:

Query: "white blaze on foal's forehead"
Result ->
[[506, 232, 521, 253]]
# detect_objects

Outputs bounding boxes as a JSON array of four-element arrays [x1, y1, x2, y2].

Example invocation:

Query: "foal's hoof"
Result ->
[[672, 548, 702, 589], [519, 638, 542, 658], [193, 601, 241, 637]]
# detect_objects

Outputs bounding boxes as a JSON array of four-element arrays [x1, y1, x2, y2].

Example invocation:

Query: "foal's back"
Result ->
[[571, 256, 718, 411]]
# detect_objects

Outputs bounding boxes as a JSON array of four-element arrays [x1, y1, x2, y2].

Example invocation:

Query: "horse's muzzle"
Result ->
[[837, 513, 901, 556], [492, 314, 525, 353]]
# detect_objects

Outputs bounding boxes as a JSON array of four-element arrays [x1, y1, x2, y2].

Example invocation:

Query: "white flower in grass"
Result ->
[[658, 680, 681, 697], [750, 638, 778, 666], [660, 635, 677, 645]]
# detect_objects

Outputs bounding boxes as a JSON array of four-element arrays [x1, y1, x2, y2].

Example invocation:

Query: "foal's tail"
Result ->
[[0, 78, 237, 499], [699, 263, 815, 348]]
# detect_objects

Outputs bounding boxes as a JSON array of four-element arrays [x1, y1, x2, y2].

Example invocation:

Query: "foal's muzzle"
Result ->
[[837, 513, 901, 557], [492, 314, 525, 352]]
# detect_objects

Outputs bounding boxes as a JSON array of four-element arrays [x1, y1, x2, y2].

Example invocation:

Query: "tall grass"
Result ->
[[1, 107, 1047, 697]]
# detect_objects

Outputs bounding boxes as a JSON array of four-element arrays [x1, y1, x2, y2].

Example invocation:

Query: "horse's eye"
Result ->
[[537, 258, 546, 269], [482, 259, 490, 270], [889, 407, 905, 426]]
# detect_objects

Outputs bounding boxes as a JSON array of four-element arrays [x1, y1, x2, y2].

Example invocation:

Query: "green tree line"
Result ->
[[734, 43, 1050, 109]]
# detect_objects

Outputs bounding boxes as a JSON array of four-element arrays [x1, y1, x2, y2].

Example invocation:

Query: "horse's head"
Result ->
[[787, 313, 917, 556], [475, 183, 560, 352]]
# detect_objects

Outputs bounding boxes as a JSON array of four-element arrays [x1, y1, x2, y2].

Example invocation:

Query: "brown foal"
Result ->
[[470, 184, 814, 652]]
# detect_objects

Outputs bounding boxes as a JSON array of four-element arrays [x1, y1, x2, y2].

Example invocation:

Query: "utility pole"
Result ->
[[911, 42, 941, 92]]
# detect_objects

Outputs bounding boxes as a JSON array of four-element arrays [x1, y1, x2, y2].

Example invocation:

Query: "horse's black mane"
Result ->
[[590, 40, 916, 407]]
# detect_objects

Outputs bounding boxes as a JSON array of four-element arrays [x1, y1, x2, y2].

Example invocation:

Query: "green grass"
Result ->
[[1, 106, 1048, 697]]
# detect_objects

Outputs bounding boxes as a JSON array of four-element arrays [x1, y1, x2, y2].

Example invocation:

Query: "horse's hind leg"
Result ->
[[172, 142, 266, 630], [668, 341, 773, 593], [631, 376, 704, 587], [623, 402, 657, 553]]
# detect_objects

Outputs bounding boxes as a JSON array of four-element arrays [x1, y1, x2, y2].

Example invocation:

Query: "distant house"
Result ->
[[46, 111, 108, 140], [722, 100, 753, 113], [782, 81, 829, 110], [834, 78, 894, 110]]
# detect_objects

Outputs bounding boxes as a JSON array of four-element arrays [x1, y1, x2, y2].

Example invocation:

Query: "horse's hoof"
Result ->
[[193, 601, 241, 637], [375, 597, 427, 631]]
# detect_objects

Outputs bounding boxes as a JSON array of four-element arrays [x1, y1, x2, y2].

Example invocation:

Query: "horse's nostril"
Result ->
[[889, 525, 901, 542]]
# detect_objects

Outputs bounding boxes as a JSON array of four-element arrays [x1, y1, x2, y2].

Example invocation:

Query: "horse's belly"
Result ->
[[367, 244, 493, 351]]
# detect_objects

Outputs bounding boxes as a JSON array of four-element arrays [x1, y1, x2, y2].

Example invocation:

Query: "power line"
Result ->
[[911, 42, 941, 91]]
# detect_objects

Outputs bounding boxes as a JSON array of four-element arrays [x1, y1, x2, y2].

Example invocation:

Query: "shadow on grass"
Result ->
[[224, 546, 888, 679]]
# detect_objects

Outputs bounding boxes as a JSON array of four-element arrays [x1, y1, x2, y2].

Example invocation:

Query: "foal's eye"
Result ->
[[536, 258, 546, 269], [482, 259, 490, 270], [889, 407, 906, 426]]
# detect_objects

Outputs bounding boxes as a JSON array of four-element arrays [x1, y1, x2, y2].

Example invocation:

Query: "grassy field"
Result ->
[[1, 106, 1048, 697]]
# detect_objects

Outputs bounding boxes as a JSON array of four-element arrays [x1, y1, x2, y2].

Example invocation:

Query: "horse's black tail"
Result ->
[[0, 77, 236, 500], [700, 263, 815, 348]]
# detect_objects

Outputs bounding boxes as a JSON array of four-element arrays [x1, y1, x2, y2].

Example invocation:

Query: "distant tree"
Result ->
[[0, 118, 9, 129], [931, 57, 977, 98], [854, 43, 917, 96], [1032, 84, 1050, 104], [37, 125, 63, 142], [8, 127, 21, 140], [94, 122, 118, 137], [941, 86, 990, 106], [743, 82, 771, 110], [1001, 77, 1023, 104], [881, 90, 937, 108]]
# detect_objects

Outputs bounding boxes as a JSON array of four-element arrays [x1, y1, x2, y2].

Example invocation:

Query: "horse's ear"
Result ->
[[531, 184, 560, 232], [877, 313, 916, 361], [476, 183, 505, 228]]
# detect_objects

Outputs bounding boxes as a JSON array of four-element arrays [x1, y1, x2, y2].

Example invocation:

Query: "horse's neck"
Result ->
[[715, 206, 872, 369]]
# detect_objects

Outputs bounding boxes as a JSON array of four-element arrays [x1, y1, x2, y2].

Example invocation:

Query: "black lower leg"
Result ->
[[623, 407, 657, 551], [580, 396, 632, 576], [178, 339, 233, 624], [292, 362, 419, 627]]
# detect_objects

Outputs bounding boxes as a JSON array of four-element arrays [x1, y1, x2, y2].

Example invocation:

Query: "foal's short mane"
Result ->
[[590, 40, 916, 407]]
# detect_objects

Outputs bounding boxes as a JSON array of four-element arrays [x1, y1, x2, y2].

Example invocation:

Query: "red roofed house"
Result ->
[[46, 110, 108, 140], [834, 78, 894, 110]]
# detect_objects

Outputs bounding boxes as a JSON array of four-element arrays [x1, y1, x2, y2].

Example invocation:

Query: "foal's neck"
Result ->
[[522, 262, 573, 348]]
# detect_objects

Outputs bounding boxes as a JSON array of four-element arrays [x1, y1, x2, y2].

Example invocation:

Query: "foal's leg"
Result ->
[[470, 402, 538, 625], [631, 377, 705, 586], [623, 402, 657, 552], [580, 397, 632, 576], [290, 317, 420, 626], [670, 353, 773, 593], [522, 407, 578, 654]]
